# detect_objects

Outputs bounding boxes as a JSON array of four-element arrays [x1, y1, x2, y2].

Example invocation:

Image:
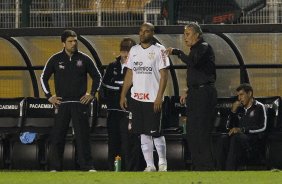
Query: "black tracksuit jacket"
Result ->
[[172, 38, 216, 87], [41, 49, 102, 100], [102, 56, 128, 110], [227, 100, 267, 134]]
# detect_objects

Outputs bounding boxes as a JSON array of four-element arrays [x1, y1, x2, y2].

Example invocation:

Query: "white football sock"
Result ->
[[153, 136, 167, 165], [141, 134, 155, 167]]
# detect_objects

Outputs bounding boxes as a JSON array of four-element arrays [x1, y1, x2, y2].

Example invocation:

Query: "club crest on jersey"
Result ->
[[113, 68, 118, 75], [59, 64, 65, 69], [76, 60, 83, 67], [148, 52, 155, 60], [249, 110, 255, 117]]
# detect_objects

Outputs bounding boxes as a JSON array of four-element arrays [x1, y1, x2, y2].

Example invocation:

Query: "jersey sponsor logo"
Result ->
[[134, 61, 143, 66], [29, 104, 54, 109], [0, 105, 18, 110], [76, 60, 83, 67], [134, 93, 150, 100], [133, 61, 152, 74]]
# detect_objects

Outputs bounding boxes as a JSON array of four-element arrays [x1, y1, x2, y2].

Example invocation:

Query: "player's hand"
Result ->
[[154, 97, 162, 113], [231, 100, 242, 113], [48, 95, 62, 107], [80, 93, 94, 104], [120, 96, 127, 110], [165, 47, 174, 56], [180, 94, 187, 105], [228, 127, 241, 136]]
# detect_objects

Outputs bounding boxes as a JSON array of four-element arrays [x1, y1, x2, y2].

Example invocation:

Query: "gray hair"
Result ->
[[184, 22, 203, 38]]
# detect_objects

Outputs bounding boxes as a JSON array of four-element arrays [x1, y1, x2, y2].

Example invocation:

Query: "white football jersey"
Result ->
[[125, 43, 170, 102]]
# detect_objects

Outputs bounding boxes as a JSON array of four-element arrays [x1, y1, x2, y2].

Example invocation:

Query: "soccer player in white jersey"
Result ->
[[120, 22, 170, 172]]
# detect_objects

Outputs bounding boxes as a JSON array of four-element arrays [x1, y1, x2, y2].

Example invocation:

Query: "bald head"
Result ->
[[139, 22, 155, 45], [141, 22, 155, 32]]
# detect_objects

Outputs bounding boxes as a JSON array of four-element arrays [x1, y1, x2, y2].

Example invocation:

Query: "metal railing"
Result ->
[[237, 0, 282, 24], [0, 0, 281, 28], [0, 0, 165, 28]]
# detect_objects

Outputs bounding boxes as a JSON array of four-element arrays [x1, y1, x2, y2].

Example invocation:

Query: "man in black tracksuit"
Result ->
[[166, 22, 217, 170], [40, 30, 102, 171], [102, 38, 142, 171], [216, 83, 267, 170]]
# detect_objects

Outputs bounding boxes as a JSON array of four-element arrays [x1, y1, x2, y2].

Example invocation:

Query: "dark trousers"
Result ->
[[49, 102, 93, 171], [126, 133, 144, 171], [186, 85, 217, 171], [107, 110, 142, 171], [107, 110, 130, 171], [216, 133, 257, 170]]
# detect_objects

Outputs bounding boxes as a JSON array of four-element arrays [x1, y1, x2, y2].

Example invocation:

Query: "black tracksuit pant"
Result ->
[[107, 110, 129, 171], [216, 133, 259, 170], [49, 102, 93, 171], [186, 85, 217, 171], [107, 110, 143, 171]]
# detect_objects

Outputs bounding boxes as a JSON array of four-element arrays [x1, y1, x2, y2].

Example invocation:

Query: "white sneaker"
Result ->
[[158, 164, 167, 172], [50, 170, 57, 172], [88, 169, 97, 172], [144, 166, 156, 172]]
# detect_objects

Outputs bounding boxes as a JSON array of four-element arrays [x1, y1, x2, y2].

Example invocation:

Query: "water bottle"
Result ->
[[114, 155, 121, 172]]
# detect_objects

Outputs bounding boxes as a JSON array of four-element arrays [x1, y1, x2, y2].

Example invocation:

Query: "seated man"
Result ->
[[216, 83, 267, 170]]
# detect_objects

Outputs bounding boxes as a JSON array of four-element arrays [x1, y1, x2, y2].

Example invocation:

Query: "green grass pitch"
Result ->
[[0, 171, 281, 184]]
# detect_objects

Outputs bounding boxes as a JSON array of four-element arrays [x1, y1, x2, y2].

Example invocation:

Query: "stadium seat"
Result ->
[[0, 97, 25, 169], [90, 97, 109, 170], [162, 96, 188, 170], [163, 96, 186, 129], [212, 97, 235, 134], [10, 97, 55, 170], [261, 97, 282, 169], [164, 133, 187, 170]]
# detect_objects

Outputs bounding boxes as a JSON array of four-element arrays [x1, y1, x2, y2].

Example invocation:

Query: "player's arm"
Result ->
[[120, 69, 133, 110], [154, 68, 168, 112]]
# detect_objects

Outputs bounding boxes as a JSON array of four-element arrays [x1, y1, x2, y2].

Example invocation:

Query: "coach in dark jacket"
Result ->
[[216, 83, 267, 170], [41, 30, 102, 171], [166, 22, 217, 171]]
